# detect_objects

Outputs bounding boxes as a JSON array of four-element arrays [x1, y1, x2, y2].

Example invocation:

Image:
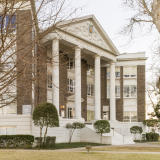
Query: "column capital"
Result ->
[[94, 54, 101, 59], [74, 46, 82, 51], [52, 38, 59, 43]]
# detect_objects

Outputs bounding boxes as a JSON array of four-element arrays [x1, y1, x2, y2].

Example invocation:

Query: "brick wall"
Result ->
[[137, 65, 146, 122], [116, 66, 123, 121], [81, 59, 87, 121], [101, 67, 107, 119], [34, 46, 47, 107], [17, 9, 32, 114], [59, 53, 68, 117]]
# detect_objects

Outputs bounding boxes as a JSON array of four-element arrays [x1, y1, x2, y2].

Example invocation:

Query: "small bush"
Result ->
[[0, 135, 34, 148], [146, 133, 159, 141], [35, 136, 56, 148]]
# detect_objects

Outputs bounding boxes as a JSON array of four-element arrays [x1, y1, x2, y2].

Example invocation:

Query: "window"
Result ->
[[87, 84, 94, 96], [87, 64, 94, 75], [87, 110, 95, 121], [124, 86, 137, 98], [47, 74, 52, 88], [0, 126, 16, 135], [107, 67, 120, 78], [115, 67, 120, 77], [0, 14, 16, 33], [123, 66, 137, 77], [107, 68, 110, 78], [67, 79, 75, 93], [107, 86, 120, 98], [123, 111, 137, 122], [67, 58, 75, 70], [0, 95, 16, 115], [115, 86, 120, 97]]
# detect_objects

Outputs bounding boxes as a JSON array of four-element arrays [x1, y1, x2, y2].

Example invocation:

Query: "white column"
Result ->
[[52, 39, 59, 115], [110, 61, 116, 121], [94, 55, 101, 120], [75, 47, 81, 119]]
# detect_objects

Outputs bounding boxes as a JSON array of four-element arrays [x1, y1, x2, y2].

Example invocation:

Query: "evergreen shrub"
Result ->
[[146, 133, 159, 141]]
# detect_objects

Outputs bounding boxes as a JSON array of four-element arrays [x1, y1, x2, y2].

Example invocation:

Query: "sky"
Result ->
[[70, 0, 158, 56]]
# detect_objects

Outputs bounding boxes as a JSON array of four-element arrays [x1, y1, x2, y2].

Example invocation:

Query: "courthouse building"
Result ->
[[0, 0, 147, 144]]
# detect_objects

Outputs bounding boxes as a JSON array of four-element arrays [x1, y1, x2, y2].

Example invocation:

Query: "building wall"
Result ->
[[101, 67, 107, 119], [59, 53, 68, 117], [81, 59, 87, 120], [17, 9, 32, 114], [116, 66, 123, 121], [34, 46, 47, 106], [137, 65, 146, 121]]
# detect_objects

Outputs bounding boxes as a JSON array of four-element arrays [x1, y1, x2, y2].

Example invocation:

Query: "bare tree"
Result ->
[[0, 0, 80, 114], [121, 0, 160, 41]]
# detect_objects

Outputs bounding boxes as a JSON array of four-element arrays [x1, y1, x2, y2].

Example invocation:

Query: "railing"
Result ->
[[111, 128, 125, 143]]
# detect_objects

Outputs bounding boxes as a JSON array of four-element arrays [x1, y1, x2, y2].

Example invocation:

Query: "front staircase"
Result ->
[[80, 125, 135, 145]]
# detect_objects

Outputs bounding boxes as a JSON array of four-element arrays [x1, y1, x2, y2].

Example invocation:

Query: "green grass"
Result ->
[[0, 151, 160, 160], [134, 140, 158, 143], [90, 146, 160, 152], [53, 142, 108, 150]]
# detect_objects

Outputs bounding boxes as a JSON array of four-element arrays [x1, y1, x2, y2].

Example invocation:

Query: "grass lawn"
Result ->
[[54, 142, 107, 149], [0, 151, 160, 160], [134, 140, 158, 143], [90, 146, 160, 152]]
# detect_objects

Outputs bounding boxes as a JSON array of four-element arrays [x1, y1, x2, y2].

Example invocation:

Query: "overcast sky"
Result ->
[[71, 0, 158, 57]]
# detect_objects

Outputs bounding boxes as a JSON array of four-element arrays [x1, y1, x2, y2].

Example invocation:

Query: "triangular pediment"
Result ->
[[58, 15, 119, 55]]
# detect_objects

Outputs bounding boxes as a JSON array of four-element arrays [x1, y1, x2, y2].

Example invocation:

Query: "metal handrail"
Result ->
[[111, 127, 125, 143]]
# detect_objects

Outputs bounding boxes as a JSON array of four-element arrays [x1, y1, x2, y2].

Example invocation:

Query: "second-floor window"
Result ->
[[87, 64, 94, 75], [123, 86, 137, 98], [47, 74, 52, 88], [123, 66, 137, 78], [0, 14, 16, 33], [67, 58, 75, 70], [87, 84, 94, 96], [107, 67, 120, 78], [67, 79, 75, 93]]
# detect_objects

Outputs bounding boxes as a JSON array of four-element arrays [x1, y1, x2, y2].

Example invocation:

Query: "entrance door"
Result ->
[[103, 111, 109, 120], [68, 108, 75, 119]]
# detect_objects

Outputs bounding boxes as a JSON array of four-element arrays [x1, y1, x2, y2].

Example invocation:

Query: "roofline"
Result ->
[[117, 57, 148, 61], [40, 14, 120, 55]]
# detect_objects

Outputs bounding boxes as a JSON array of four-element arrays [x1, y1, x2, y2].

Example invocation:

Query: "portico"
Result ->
[[41, 15, 119, 121]]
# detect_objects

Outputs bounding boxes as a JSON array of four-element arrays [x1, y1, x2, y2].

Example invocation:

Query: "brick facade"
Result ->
[[81, 59, 87, 121], [34, 46, 47, 106], [101, 67, 107, 119], [17, 9, 32, 114], [59, 53, 68, 117], [137, 65, 146, 122], [116, 66, 123, 121]]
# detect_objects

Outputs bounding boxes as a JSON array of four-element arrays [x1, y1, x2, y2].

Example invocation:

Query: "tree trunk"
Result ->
[[44, 126, 48, 146], [101, 133, 102, 144], [40, 126, 42, 148]]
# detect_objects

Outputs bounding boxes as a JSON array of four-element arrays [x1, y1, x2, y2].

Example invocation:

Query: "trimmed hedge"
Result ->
[[35, 136, 56, 148], [0, 135, 34, 148], [146, 133, 159, 141]]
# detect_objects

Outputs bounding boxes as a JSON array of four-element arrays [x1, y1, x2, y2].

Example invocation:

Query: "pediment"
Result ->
[[58, 15, 119, 55]]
